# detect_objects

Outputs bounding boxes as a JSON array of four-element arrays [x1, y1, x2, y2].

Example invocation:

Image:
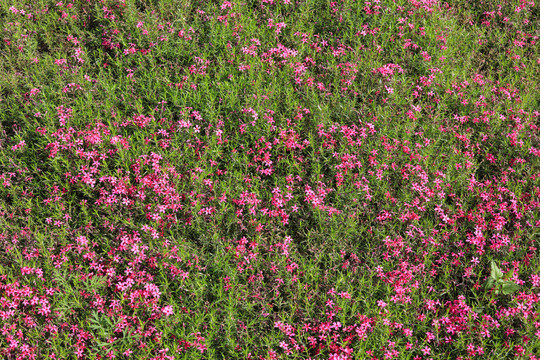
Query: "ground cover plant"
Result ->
[[0, 0, 539, 358]]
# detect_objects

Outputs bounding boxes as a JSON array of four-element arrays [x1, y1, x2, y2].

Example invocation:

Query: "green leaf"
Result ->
[[485, 277, 495, 290], [501, 282, 520, 295], [503, 269, 514, 280], [491, 260, 503, 280]]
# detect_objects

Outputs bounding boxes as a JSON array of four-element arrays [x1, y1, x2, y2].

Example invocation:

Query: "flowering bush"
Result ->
[[0, 0, 539, 359]]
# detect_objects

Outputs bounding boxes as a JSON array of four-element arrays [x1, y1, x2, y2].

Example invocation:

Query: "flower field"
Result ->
[[0, 0, 539, 358]]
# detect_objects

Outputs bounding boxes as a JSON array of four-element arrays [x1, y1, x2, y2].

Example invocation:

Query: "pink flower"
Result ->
[[162, 305, 174, 316], [11, 140, 26, 151]]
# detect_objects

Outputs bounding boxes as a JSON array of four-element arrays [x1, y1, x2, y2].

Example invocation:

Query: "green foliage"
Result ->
[[485, 260, 520, 296]]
